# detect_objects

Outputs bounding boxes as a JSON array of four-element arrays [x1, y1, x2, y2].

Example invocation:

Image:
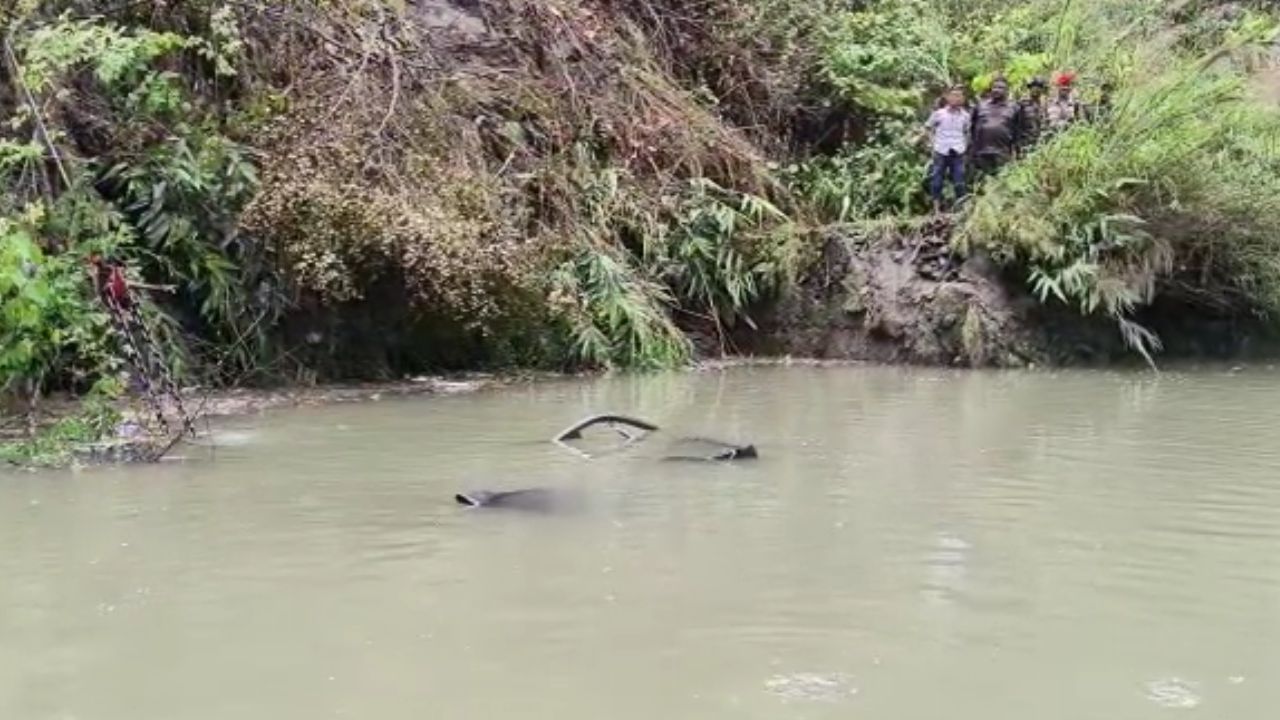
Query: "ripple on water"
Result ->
[[1144, 677, 1202, 709], [764, 672, 859, 703]]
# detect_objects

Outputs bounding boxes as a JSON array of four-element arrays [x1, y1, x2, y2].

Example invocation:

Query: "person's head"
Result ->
[[1100, 81, 1114, 100], [1055, 72, 1075, 99], [945, 86, 966, 108], [1027, 77, 1047, 100], [990, 76, 1009, 101]]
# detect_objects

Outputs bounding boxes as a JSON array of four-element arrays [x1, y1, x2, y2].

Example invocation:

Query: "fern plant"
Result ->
[[647, 180, 793, 333], [549, 247, 691, 370]]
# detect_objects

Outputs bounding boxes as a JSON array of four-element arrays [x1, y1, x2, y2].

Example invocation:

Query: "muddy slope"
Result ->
[[748, 217, 1280, 368], [745, 221, 1146, 367]]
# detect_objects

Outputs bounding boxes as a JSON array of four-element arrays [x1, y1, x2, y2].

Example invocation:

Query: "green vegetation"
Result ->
[[957, 1, 1280, 362], [1, 218, 114, 399], [0, 378, 121, 467], [800, 0, 1280, 361], [2, 0, 1279, 461]]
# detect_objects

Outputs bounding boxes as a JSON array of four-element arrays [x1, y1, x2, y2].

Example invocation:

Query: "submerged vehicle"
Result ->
[[551, 413, 758, 462], [455, 414, 758, 509]]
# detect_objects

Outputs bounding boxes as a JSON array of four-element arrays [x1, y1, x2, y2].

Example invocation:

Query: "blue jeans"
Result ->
[[929, 151, 966, 203]]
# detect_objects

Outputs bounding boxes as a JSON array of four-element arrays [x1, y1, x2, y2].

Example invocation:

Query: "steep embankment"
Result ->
[[755, 219, 1050, 367], [753, 220, 1279, 368]]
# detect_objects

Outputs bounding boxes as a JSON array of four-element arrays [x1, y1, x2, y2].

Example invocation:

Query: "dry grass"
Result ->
[[233, 0, 795, 370]]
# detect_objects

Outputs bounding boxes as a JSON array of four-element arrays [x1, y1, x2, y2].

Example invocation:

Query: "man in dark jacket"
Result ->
[[970, 76, 1023, 175], [1018, 76, 1048, 150], [1089, 81, 1115, 122]]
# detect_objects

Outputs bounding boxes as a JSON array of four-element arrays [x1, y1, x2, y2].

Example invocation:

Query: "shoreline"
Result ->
[[3, 361, 862, 470], [4, 356, 1272, 470], [1, 372, 561, 470]]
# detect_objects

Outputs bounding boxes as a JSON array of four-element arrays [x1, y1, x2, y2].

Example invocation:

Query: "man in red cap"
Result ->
[[1047, 72, 1082, 133]]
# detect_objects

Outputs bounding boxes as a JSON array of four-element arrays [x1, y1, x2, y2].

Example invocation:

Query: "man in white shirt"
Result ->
[[925, 86, 971, 213]]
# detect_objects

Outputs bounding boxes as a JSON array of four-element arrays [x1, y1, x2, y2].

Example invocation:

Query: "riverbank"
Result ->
[[8, 218, 1276, 472], [741, 220, 1279, 370], [6, 1, 1280, 469], [4, 1, 1279, 443], [9, 341, 1278, 470], [0, 374, 530, 470]]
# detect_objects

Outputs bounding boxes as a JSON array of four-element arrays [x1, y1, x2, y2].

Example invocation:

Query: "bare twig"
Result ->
[[322, 37, 373, 123], [3, 30, 73, 193], [378, 49, 402, 137]]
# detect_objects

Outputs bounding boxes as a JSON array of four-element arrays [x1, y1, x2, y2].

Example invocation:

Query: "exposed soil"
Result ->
[[743, 216, 1280, 369], [747, 217, 1057, 367]]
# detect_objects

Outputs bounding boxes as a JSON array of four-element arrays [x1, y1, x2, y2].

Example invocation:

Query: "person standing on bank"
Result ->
[[1047, 72, 1083, 133], [970, 76, 1022, 176], [1018, 76, 1048, 149], [925, 85, 971, 214], [1090, 81, 1114, 122]]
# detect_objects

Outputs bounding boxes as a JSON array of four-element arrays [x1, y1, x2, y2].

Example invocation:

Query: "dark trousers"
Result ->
[[929, 151, 966, 203], [972, 151, 1008, 178]]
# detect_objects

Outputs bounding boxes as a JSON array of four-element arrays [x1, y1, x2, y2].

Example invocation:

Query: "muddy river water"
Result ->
[[4, 365, 1280, 719]]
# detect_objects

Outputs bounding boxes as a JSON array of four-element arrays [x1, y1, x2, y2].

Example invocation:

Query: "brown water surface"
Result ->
[[4, 365, 1280, 719]]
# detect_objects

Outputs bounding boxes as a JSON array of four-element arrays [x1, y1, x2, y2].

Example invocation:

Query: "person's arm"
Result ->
[[969, 105, 980, 156], [921, 110, 939, 147], [1012, 103, 1025, 155]]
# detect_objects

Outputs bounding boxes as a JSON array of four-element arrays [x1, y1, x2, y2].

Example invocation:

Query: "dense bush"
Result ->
[[819, 0, 954, 118], [785, 119, 930, 219], [3, 0, 812, 398], [0, 219, 115, 397], [2, 6, 267, 392]]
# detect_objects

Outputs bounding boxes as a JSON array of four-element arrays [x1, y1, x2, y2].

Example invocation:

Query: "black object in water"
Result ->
[[552, 413, 757, 461], [661, 436, 759, 462], [455, 488, 568, 512]]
